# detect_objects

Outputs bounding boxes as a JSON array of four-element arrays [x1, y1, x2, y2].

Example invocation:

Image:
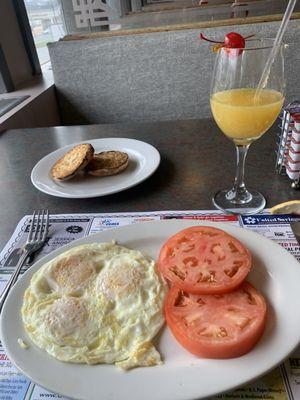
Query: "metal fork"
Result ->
[[0, 210, 49, 313]]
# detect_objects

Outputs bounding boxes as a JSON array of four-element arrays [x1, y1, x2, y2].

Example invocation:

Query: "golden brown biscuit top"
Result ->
[[51, 143, 94, 180], [87, 151, 129, 171]]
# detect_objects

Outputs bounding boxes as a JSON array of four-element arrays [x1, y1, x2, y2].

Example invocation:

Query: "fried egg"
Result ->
[[22, 243, 166, 369]]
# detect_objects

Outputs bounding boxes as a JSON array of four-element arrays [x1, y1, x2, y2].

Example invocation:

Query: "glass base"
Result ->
[[212, 189, 266, 215]]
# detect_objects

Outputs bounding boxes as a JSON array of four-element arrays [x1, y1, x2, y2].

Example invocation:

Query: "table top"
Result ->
[[0, 118, 298, 251]]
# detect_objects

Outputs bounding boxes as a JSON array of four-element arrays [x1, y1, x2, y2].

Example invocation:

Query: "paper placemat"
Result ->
[[1, 210, 300, 400]]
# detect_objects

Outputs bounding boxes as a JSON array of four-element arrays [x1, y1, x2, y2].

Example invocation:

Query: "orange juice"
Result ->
[[210, 88, 284, 145]]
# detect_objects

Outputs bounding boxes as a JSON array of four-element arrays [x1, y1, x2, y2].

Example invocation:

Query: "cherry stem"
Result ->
[[244, 34, 255, 40], [200, 33, 223, 44]]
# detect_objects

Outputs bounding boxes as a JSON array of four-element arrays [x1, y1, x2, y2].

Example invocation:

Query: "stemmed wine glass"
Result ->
[[210, 40, 285, 214]]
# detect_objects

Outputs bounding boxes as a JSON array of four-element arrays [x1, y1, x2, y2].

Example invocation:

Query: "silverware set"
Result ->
[[0, 209, 49, 313]]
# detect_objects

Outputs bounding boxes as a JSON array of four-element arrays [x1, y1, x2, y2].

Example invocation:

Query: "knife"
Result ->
[[290, 221, 300, 246]]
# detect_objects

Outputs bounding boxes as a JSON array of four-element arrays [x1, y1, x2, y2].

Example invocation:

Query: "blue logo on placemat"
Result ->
[[100, 219, 119, 227], [242, 214, 300, 225]]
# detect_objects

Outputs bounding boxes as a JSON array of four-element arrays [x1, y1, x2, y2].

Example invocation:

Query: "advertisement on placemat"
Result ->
[[0, 211, 299, 400]]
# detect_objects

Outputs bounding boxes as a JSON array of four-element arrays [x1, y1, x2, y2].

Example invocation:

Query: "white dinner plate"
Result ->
[[2, 220, 300, 400], [31, 138, 160, 198]]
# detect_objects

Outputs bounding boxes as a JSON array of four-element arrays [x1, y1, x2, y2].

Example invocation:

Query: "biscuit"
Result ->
[[51, 143, 94, 181], [87, 151, 129, 177]]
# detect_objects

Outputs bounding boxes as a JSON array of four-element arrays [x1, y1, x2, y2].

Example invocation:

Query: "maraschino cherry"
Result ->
[[200, 32, 254, 52]]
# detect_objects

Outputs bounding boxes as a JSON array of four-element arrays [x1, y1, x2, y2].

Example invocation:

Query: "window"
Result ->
[[23, 0, 66, 65], [22, 0, 300, 68], [112, 1, 300, 30]]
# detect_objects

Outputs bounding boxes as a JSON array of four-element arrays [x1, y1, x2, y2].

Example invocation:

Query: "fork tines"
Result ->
[[28, 209, 49, 243]]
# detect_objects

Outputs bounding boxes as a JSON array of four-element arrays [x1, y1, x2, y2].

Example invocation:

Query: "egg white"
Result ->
[[22, 243, 166, 369]]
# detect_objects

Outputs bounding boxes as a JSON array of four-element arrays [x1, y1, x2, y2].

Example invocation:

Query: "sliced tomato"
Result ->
[[157, 226, 251, 294], [165, 282, 267, 358]]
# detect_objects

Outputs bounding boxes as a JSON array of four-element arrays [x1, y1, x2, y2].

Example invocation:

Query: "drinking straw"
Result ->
[[255, 0, 297, 98]]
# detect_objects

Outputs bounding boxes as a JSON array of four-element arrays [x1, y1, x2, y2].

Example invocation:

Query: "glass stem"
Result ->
[[226, 144, 252, 204], [233, 144, 249, 194]]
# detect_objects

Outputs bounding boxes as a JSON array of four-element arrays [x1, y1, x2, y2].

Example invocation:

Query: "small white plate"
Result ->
[[2, 220, 300, 400], [31, 138, 160, 198]]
